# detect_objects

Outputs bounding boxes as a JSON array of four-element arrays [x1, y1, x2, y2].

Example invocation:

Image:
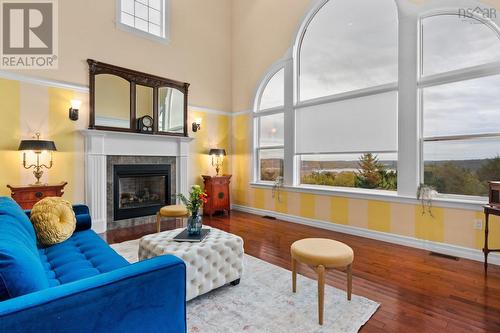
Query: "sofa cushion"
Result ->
[[30, 197, 76, 246], [0, 197, 37, 251], [0, 197, 49, 300], [39, 230, 129, 286]]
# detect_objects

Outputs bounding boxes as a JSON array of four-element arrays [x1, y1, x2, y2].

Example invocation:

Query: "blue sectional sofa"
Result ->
[[0, 197, 186, 333]]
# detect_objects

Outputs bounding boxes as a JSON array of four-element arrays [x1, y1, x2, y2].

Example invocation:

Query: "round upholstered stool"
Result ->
[[156, 205, 189, 233], [291, 238, 354, 325]]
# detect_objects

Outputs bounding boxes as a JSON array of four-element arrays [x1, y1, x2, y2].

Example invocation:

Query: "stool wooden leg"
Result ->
[[317, 265, 325, 325], [292, 258, 297, 293], [156, 213, 161, 233], [347, 264, 352, 301]]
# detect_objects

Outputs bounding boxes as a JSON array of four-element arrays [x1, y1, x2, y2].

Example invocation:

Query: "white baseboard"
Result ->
[[231, 204, 500, 266]]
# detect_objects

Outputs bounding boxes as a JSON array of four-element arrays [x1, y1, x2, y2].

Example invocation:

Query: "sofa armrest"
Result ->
[[71, 204, 92, 231], [25, 204, 92, 231], [0, 255, 186, 333]]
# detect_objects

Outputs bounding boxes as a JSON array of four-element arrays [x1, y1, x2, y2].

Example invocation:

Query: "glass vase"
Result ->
[[187, 212, 203, 236]]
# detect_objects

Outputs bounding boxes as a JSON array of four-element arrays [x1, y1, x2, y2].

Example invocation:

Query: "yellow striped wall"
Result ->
[[0, 78, 231, 203], [0, 79, 87, 202], [2, 76, 499, 253], [0, 80, 21, 195], [231, 113, 500, 251], [188, 110, 232, 186]]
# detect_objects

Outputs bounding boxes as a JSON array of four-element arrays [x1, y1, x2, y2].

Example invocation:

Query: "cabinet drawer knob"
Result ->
[[35, 192, 44, 198]]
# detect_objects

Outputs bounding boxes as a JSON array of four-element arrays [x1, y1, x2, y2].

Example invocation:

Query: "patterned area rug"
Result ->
[[111, 239, 379, 333]]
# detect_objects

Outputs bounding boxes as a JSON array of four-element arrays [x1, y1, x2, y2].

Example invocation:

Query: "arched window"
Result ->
[[421, 14, 500, 76], [254, 67, 285, 182], [299, 0, 398, 101], [296, 0, 398, 191], [259, 68, 284, 111], [420, 13, 500, 197], [253, 1, 498, 200]]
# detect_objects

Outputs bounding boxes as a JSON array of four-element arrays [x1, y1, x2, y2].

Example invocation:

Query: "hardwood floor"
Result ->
[[103, 210, 500, 333]]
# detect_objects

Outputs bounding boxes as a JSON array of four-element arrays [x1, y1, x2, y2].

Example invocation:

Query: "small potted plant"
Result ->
[[177, 185, 208, 235], [417, 183, 437, 218]]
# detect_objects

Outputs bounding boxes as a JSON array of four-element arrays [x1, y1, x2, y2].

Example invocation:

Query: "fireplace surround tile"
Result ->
[[106, 156, 176, 230]]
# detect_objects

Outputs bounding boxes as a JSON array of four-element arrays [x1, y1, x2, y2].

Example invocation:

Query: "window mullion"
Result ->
[[283, 58, 295, 187], [397, 15, 420, 197]]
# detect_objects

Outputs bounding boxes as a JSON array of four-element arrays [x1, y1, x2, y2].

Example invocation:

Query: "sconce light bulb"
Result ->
[[195, 117, 202, 125], [70, 99, 82, 110]]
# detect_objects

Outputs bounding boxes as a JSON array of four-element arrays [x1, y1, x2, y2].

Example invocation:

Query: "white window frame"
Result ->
[[253, 63, 287, 184], [116, 0, 171, 44], [254, 0, 399, 190], [251, 0, 500, 207], [418, 11, 500, 201]]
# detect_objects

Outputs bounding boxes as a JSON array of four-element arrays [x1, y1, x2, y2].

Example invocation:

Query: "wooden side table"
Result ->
[[483, 204, 500, 273], [7, 182, 68, 210], [202, 175, 231, 217]]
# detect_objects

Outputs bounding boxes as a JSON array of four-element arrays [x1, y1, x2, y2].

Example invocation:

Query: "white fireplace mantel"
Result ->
[[80, 129, 194, 233]]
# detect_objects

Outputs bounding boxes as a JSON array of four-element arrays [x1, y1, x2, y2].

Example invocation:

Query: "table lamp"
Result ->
[[18, 133, 57, 185], [209, 149, 226, 176]]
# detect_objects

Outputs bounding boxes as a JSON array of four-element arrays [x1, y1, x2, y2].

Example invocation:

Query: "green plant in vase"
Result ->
[[177, 185, 208, 235]]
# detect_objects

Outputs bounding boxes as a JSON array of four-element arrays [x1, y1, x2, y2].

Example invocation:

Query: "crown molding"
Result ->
[[0, 70, 243, 116], [0, 70, 89, 93]]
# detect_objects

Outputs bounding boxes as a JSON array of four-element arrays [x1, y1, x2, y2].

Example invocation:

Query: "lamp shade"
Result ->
[[209, 149, 226, 156], [18, 140, 57, 152]]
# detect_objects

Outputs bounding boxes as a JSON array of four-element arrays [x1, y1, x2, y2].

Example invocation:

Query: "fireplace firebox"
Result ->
[[113, 164, 171, 220]]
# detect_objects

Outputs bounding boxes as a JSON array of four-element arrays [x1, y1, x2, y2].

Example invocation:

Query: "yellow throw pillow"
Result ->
[[30, 197, 76, 246]]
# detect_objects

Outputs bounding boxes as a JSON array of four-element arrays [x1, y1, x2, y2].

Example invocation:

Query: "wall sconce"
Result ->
[[192, 117, 202, 132], [18, 133, 57, 185], [209, 148, 226, 176], [69, 99, 82, 121]]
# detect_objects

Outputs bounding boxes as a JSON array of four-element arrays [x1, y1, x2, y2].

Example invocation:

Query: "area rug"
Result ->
[[111, 239, 379, 333]]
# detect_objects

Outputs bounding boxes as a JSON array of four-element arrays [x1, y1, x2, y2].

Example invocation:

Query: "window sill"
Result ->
[[116, 21, 170, 45], [249, 182, 487, 211]]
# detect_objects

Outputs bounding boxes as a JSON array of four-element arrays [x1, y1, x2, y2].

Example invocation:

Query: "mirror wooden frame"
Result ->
[[88, 59, 190, 136]]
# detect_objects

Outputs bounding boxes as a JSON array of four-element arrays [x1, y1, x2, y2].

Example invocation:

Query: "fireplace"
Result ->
[[113, 164, 171, 221]]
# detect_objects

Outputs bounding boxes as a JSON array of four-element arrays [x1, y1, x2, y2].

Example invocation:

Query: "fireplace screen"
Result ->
[[118, 175, 166, 209], [113, 164, 171, 220]]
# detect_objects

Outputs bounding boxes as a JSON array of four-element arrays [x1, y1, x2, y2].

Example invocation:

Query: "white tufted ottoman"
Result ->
[[138, 227, 244, 301]]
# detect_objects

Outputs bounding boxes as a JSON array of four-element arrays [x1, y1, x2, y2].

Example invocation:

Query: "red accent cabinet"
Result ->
[[202, 175, 231, 217]]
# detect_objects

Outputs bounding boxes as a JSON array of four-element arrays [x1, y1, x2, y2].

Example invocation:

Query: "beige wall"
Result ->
[[231, 0, 313, 112], [6, 0, 232, 112]]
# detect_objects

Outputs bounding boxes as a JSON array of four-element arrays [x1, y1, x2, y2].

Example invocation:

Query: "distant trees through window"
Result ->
[[424, 156, 500, 197], [301, 153, 397, 191]]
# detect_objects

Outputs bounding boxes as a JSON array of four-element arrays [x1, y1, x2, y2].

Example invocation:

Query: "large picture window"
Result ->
[[420, 14, 500, 197], [252, 1, 500, 202], [296, 0, 398, 191]]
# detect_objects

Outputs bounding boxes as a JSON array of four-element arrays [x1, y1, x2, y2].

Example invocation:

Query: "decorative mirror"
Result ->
[[88, 59, 189, 136], [94, 74, 131, 128], [158, 87, 185, 134]]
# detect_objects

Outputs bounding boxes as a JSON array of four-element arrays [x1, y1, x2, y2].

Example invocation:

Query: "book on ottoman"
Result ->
[[173, 228, 210, 242]]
